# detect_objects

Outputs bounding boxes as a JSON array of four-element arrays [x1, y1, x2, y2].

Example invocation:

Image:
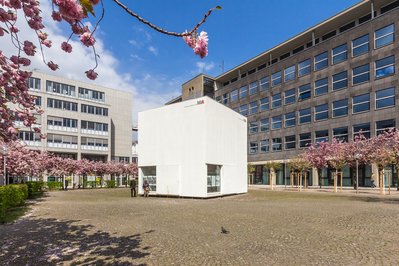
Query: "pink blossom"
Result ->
[[10, 26, 19, 33], [194, 31, 208, 58], [183, 33, 195, 48], [0, 28, 4, 36], [47, 61, 59, 71], [41, 39, 52, 48], [80, 32, 95, 47], [51, 11, 62, 22], [7, 126, 18, 134], [61, 42, 72, 53], [38, 32, 48, 41], [23, 41, 36, 56], [85, 69, 98, 80]]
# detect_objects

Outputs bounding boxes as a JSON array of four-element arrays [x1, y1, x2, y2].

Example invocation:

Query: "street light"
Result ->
[[354, 153, 361, 194], [1, 144, 9, 186]]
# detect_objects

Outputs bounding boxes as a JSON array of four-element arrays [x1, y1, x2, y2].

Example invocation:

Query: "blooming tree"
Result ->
[[1, 0, 220, 141], [326, 139, 349, 192], [304, 141, 330, 188]]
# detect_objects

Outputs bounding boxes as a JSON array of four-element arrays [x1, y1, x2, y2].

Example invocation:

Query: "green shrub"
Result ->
[[105, 180, 116, 188], [87, 181, 96, 188], [0, 184, 29, 223], [46, 181, 63, 191], [26, 181, 44, 198]]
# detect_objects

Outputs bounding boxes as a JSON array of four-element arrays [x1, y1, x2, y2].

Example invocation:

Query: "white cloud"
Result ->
[[195, 61, 215, 73], [0, 0, 177, 125], [148, 45, 158, 56]]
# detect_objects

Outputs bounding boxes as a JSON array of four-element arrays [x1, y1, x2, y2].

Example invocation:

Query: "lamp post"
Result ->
[[354, 153, 361, 194], [1, 144, 9, 186]]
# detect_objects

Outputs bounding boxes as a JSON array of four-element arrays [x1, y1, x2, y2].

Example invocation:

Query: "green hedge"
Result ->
[[26, 181, 44, 198], [105, 180, 116, 188], [0, 184, 28, 223], [46, 181, 63, 191]]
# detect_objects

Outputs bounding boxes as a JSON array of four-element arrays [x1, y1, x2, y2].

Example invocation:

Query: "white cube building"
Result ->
[[138, 96, 248, 198]]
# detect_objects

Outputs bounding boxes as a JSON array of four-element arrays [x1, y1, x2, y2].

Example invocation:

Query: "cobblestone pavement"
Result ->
[[1, 188, 399, 265]]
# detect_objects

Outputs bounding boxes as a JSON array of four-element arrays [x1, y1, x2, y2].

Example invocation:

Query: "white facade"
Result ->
[[138, 96, 248, 198]]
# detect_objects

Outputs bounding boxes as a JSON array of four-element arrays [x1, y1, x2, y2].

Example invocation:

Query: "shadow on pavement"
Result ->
[[0, 218, 150, 265]]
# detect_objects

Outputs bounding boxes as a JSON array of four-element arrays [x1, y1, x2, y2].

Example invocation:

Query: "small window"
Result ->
[[293, 46, 304, 54], [260, 118, 269, 132], [248, 68, 256, 75], [284, 65, 296, 82], [298, 83, 311, 101], [285, 135, 296, 150], [332, 99, 348, 118], [315, 130, 329, 143], [375, 55, 395, 79], [239, 104, 248, 116], [332, 44, 347, 64], [332, 71, 348, 91], [249, 81, 258, 95], [239, 85, 248, 99], [333, 127, 348, 142], [284, 89, 296, 105], [381, 1, 399, 14], [272, 93, 282, 109], [354, 123, 370, 139], [376, 87, 395, 109], [272, 138, 282, 151], [222, 93, 229, 104], [298, 59, 311, 77], [259, 97, 270, 112], [314, 51, 328, 71], [249, 142, 258, 154], [271, 71, 282, 87], [249, 101, 258, 114], [299, 108, 311, 124], [272, 115, 282, 130], [299, 133, 311, 148], [353, 93, 370, 113], [315, 103, 328, 121], [230, 89, 238, 102], [259, 76, 269, 91], [249, 122, 258, 134], [352, 64, 370, 85], [376, 119, 396, 135], [322, 30, 336, 41], [260, 139, 270, 153], [339, 21, 355, 33], [280, 52, 290, 61], [375, 24, 394, 48], [284, 112, 296, 128], [352, 34, 369, 57], [314, 77, 328, 96]]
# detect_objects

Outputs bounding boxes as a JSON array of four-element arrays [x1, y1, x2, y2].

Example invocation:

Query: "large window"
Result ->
[[315, 130, 329, 143], [332, 71, 348, 91], [376, 119, 396, 135], [298, 59, 311, 76], [284, 89, 296, 105], [352, 64, 370, 85], [333, 127, 348, 142], [81, 137, 108, 147], [299, 108, 311, 124], [48, 134, 78, 145], [34, 96, 41, 106], [259, 76, 269, 91], [375, 24, 394, 48], [352, 34, 369, 57], [27, 77, 41, 90], [239, 104, 248, 116], [81, 120, 108, 132], [284, 112, 296, 128], [315, 103, 328, 121], [299, 133, 311, 148], [314, 51, 328, 71], [47, 116, 77, 128], [315, 77, 328, 96], [376, 87, 395, 109], [260, 118, 269, 132], [47, 81, 76, 96], [354, 123, 370, 139], [259, 97, 269, 111], [142, 166, 157, 193], [230, 89, 238, 102], [285, 135, 296, 150], [79, 87, 105, 102], [272, 115, 282, 129], [222, 93, 229, 104], [375, 56, 395, 78], [18, 131, 41, 142], [47, 98, 78, 112], [332, 44, 347, 64], [260, 139, 269, 153], [284, 65, 295, 82], [249, 142, 258, 154], [298, 83, 311, 101], [249, 122, 258, 134], [249, 101, 258, 114], [81, 104, 108, 116], [332, 99, 348, 118], [239, 85, 248, 99], [352, 93, 370, 113], [249, 81, 258, 95], [272, 138, 282, 151], [271, 71, 282, 87], [272, 93, 282, 109]]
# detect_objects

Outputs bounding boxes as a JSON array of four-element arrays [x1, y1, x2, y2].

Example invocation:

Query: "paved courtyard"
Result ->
[[1, 188, 399, 265]]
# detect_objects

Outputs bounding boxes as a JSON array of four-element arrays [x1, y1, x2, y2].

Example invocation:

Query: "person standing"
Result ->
[[130, 178, 136, 197], [143, 180, 150, 197]]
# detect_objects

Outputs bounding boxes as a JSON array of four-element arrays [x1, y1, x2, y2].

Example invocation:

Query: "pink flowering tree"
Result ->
[[345, 134, 371, 189], [327, 139, 349, 192], [124, 163, 138, 181], [1, 1, 220, 141], [304, 141, 330, 188]]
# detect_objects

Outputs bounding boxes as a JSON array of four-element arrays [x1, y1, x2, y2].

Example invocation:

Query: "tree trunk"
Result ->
[[334, 170, 337, 193], [397, 166, 399, 191], [379, 169, 383, 195], [318, 168, 322, 189]]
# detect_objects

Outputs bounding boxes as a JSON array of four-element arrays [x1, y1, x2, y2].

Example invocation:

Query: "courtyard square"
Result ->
[[1, 188, 399, 265]]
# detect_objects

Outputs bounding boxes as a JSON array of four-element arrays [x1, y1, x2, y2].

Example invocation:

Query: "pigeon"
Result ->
[[221, 226, 230, 234]]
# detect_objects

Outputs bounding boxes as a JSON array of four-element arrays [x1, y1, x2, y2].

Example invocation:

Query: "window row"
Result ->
[[47, 116, 78, 128], [47, 80, 76, 97], [81, 104, 109, 116], [47, 98, 78, 112], [79, 87, 105, 102], [248, 119, 396, 154], [81, 120, 109, 132], [81, 137, 108, 147]]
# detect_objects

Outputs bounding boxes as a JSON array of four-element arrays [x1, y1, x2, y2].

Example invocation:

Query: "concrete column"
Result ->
[[371, 163, 379, 187], [312, 167, 319, 187]]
